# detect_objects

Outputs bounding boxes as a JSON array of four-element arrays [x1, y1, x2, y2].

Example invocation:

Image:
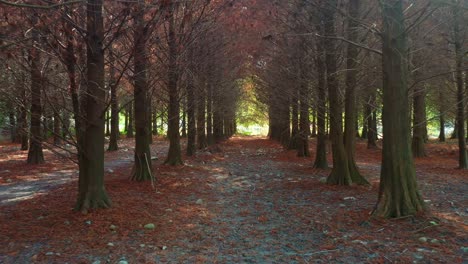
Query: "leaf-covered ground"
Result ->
[[0, 137, 466, 263]]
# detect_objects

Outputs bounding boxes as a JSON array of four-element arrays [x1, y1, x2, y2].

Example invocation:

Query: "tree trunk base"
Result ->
[[131, 154, 154, 182], [75, 189, 111, 214]]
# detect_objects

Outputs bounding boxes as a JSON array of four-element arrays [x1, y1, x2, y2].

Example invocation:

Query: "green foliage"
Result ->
[[236, 76, 269, 135]]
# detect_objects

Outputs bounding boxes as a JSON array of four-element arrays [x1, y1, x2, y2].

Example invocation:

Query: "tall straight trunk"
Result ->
[[105, 110, 110, 136], [108, 50, 119, 151], [311, 108, 317, 137], [412, 83, 427, 157], [148, 97, 153, 144], [53, 110, 61, 145], [131, 1, 153, 180], [366, 96, 377, 148], [373, 0, 424, 218], [343, 0, 368, 184], [19, 85, 28, 150], [9, 110, 15, 143], [212, 86, 224, 142], [62, 111, 70, 140], [289, 90, 299, 150], [451, 119, 458, 139], [127, 102, 134, 138], [75, 0, 111, 213], [452, 1, 467, 168], [27, 16, 44, 164], [152, 106, 158, 136], [323, 1, 351, 185], [181, 99, 187, 138], [207, 82, 214, 145], [438, 106, 445, 142], [165, 4, 183, 165], [361, 107, 368, 139], [186, 53, 196, 156], [63, 9, 81, 143], [197, 84, 207, 149], [297, 82, 310, 157], [313, 32, 328, 169]]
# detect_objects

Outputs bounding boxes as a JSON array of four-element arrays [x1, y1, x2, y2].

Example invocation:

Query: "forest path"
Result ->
[[0, 137, 466, 263]]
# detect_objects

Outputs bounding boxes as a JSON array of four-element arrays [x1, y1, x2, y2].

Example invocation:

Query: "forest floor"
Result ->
[[0, 136, 467, 263]]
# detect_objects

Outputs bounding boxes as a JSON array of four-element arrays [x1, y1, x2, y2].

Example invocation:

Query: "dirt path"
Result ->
[[0, 137, 466, 263]]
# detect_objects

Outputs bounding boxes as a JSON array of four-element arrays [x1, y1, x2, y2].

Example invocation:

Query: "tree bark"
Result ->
[[289, 89, 299, 150], [411, 82, 427, 157], [297, 82, 310, 157], [452, 0, 467, 169], [323, 1, 351, 185], [131, 1, 153, 181], [313, 30, 328, 169], [373, 0, 424, 218], [108, 50, 119, 151], [343, 0, 368, 185], [197, 83, 207, 149], [186, 51, 196, 156], [165, 3, 183, 165], [27, 15, 45, 165], [126, 102, 134, 138], [75, 0, 111, 213]]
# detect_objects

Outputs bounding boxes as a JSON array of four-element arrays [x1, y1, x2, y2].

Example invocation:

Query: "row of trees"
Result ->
[[0, 0, 241, 212], [256, 0, 466, 217]]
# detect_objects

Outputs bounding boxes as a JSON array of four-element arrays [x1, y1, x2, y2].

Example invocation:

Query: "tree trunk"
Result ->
[[297, 82, 310, 157], [289, 90, 299, 150], [165, 4, 183, 165], [438, 110, 445, 142], [373, 0, 424, 218], [313, 30, 328, 169], [9, 110, 16, 143], [186, 52, 196, 156], [361, 107, 368, 139], [108, 50, 119, 151], [75, 0, 111, 213], [197, 84, 207, 149], [366, 96, 378, 148], [131, 1, 153, 181], [53, 110, 62, 145], [311, 108, 317, 137], [411, 82, 427, 157], [207, 82, 214, 145], [27, 17, 45, 165], [127, 102, 134, 138], [19, 85, 28, 150], [452, 0, 467, 169], [105, 110, 110, 137], [323, 1, 351, 185], [343, 0, 368, 185]]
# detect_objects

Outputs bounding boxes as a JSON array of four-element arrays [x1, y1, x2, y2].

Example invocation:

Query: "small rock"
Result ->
[[165, 208, 173, 212], [85, 220, 92, 225], [343, 196, 357, 201], [418, 237, 428, 243], [339, 203, 346, 207], [118, 260, 128, 264], [319, 177, 327, 183], [91, 261, 101, 264], [413, 253, 424, 260], [423, 199, 431, 203], [461, 247, 468, 253], [196, 199, 203, 205], [107, 242, 114, 247], [144, 223, 155, 230], [140, 244, 146, 248], [37, 216, 44, 220], [109, 225, 117, 230], [255, 174, 260, 178], [107, 169, 114, 173], [64, 220, 70, 225], [151, 156, 158, 160], [430, 239, 439, 244], [45, 252, 54, 256], [6, 179, 12, 183], [162, 246, 167, 250], [55, 253, 61, 256]]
